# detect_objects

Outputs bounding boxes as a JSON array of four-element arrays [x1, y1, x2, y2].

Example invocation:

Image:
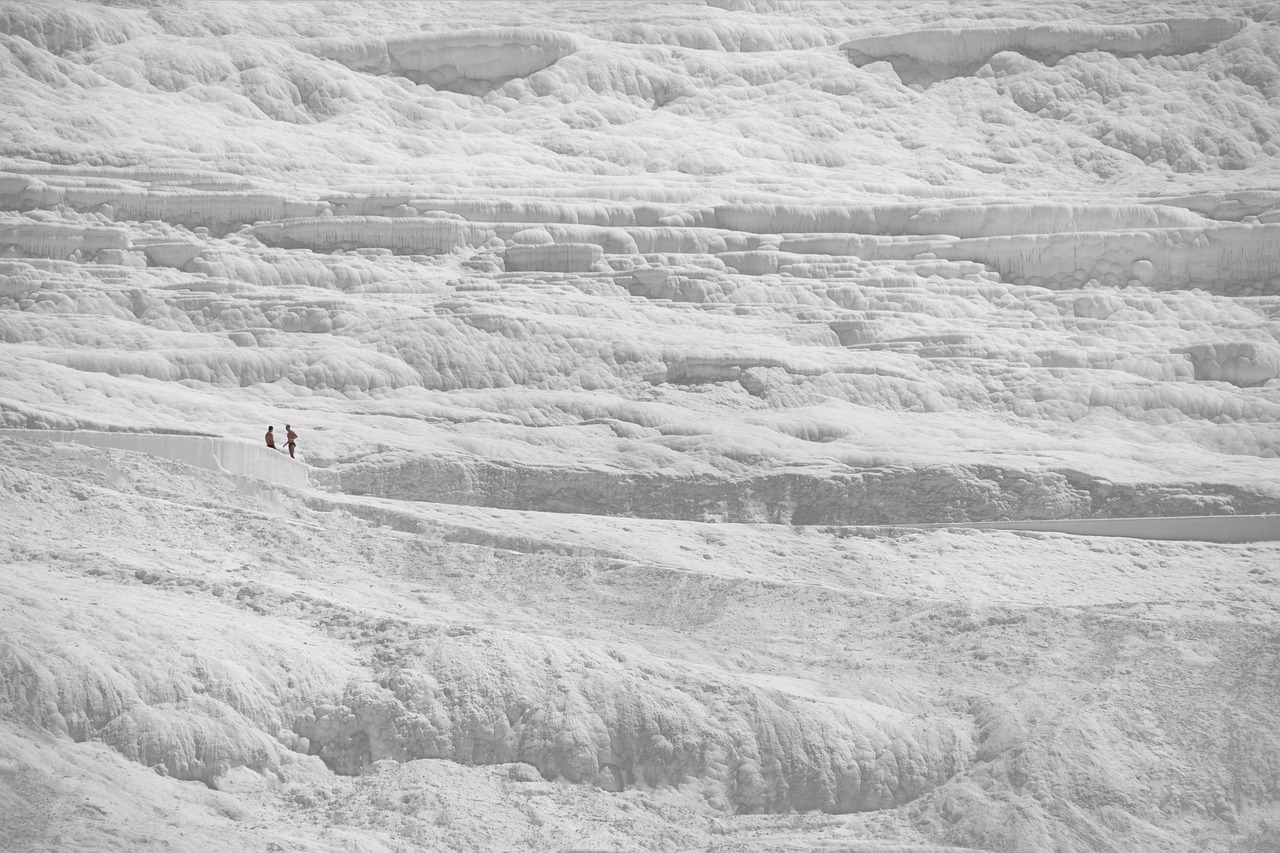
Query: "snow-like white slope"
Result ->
[[4, 435, 1279, 852], [2, 1, 1279, 851]]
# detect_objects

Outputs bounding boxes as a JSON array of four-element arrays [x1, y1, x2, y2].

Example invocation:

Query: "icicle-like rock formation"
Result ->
[[712, 201, 1209, 237], [0, 215, 127, 260], [254, 215, 466, 254], [503, 242, 603, 273]]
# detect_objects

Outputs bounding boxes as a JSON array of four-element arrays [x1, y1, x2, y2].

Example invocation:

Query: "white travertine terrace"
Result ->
[[935, 223, 1280, 290], [1, 214, 128, 259], [2, 2, 1279, 851], [304, 28, 586, 92], [841, 17, 1250, 83], [0, 173, 325, 231]]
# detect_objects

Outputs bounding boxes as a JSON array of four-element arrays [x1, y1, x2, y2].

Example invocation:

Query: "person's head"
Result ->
[[268, 426, 273, 431], [285, 424, 291, 429]]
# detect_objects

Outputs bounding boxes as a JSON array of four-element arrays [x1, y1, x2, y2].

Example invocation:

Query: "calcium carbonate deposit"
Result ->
[[2, 2, 1279, 852]]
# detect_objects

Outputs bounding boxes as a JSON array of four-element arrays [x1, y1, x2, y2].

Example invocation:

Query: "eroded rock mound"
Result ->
[[291, 632, 973, 814]]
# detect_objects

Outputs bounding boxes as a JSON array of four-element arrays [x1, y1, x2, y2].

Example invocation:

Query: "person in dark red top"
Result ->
[[285, 424, 298, 459]]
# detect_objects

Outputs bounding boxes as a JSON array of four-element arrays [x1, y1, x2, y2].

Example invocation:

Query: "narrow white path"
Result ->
[[864, 514, 1280, 543], [0, 428, 309, 489], [6, 428, 1275, 542]]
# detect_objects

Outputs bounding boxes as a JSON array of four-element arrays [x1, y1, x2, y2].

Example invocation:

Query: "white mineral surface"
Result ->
[[2, 2, 1279, 851]]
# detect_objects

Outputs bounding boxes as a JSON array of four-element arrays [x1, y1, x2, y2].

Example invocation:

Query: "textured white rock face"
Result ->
[[289, 632, 973, 813], [2, 2, 1280, 852]]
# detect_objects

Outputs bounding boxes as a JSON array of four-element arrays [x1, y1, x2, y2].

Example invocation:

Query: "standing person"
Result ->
[[265, 425, 277, 450], [285, 424, 298, 459]]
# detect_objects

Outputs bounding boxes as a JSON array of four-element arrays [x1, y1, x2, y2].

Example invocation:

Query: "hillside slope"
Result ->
[[2, 2, 1279, 851]]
